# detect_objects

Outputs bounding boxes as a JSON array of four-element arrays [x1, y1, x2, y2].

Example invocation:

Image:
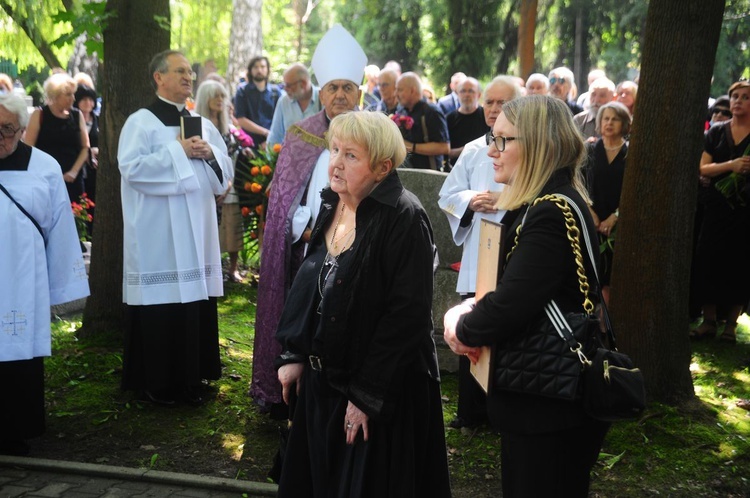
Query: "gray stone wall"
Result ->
[[398, 168, 462, 372]]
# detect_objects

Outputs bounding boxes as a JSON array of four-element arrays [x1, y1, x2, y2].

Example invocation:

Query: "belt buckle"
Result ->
[[309, 355, 323, 371]]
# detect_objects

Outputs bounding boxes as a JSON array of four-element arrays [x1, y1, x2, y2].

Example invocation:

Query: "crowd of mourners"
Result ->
[[1, 22, 749, 497]]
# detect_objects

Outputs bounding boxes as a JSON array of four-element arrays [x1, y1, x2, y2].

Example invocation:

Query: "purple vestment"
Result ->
[[251, 111, 329, 408]]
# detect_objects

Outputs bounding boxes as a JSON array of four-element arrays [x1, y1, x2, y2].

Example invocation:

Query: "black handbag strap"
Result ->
[[0, 181, 46, 245]]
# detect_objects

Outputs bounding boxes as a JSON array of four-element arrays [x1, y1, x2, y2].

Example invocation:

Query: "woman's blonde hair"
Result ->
[[327, 111, 407, 171], [43, 73, 76, 104], [194, 80, 229, 134], [496, 95, 589, 210]]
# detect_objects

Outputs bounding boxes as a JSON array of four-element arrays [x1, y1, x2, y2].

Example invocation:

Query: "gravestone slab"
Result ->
[[399, 168, 462, 372]]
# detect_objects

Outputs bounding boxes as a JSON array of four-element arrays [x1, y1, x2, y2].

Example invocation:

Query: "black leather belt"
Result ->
[[309, 355, 324, 371]]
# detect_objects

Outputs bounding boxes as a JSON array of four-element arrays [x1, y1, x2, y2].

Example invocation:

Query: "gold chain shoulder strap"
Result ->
[[507, 194, 594, 313]]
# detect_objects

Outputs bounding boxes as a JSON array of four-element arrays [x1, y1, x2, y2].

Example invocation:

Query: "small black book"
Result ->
[[180, 115, 202, 139]]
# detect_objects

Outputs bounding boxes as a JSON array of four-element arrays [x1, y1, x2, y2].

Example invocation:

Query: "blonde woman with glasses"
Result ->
[[444, 95, 609, 497]]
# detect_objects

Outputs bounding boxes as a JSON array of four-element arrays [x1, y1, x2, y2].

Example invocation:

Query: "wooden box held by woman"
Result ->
[[444, 95, 610, 497], [275, 111, 451, 497]]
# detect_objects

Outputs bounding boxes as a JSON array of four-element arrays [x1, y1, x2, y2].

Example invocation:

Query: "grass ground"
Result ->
[[36, 281, 750, 497]]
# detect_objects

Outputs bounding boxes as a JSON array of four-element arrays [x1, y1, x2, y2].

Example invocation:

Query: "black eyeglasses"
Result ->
[[713, 108, 732, 117], [486, 131, 518, 152], [549, 77, 567, 85], [0, 124, 21, 139]]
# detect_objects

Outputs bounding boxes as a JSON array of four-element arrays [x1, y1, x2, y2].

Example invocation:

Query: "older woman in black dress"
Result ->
[[24, 73, 90, 202], [444, 95, 609, 497], [691, 81, 750, 343], [585, 101, 632, 304], [275, 111, 451, 497]]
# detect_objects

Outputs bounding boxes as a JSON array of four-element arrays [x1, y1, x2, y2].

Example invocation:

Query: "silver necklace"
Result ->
[[604, 140, 625, 151]]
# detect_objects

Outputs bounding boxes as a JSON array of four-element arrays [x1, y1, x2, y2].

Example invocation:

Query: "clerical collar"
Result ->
[[158, 95, 186, 111], [147, 98, 191, 127], [0, 141, 32, 171]]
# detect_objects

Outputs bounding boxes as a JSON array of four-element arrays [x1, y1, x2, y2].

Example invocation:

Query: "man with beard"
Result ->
[[234, 56, 280, 149], [250, 25, 367, 418], [267, 63, 321, 148], [573, 77, 616, 139]]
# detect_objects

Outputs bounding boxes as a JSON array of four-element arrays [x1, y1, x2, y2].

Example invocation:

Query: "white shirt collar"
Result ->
[[157, 95, 186, 112]]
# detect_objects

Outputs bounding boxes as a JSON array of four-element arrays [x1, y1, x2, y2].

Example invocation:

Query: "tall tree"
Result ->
[[517, 0, 538, 79], [80, 0, 170, 339], [227, 0, 263, 92], [610, 0, 726, 403]]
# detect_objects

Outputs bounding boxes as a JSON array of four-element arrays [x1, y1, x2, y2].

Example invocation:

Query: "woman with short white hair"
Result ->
[[0, 93, 89, 455]]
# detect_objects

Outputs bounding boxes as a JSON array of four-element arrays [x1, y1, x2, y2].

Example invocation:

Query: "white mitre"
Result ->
[[311, 24, 367, 87]]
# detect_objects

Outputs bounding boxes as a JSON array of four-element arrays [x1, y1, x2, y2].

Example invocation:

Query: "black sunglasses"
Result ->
[[713, 108, 732, 117]]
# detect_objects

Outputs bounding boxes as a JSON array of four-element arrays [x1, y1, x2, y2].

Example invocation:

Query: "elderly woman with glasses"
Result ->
[[274, 111, 451, 497], [444, 95, 609, 497], [0, 93, 89, 455], [25, 73, 91, 202]]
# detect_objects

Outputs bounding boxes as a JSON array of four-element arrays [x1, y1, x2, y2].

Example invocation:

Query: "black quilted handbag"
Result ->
[[493, 304, 600, 400], [492, 194, 600, 401]]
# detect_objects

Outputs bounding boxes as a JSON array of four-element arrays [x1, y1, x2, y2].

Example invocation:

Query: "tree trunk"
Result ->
[[517, 0, 537, 79], [227, 0, 263, 94], [80, 0, 170, 340], [610, 0, 726, 404], [573, 3, 584, 88]]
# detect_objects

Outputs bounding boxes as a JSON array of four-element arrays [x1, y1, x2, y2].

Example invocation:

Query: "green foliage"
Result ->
[[422, 0, 505, 90], [712, 2, 750, 96], [337, 0, 423, 75], [50, 1, 113, 56], [0, 0, 74, 70], [171, 0, 231, 74]]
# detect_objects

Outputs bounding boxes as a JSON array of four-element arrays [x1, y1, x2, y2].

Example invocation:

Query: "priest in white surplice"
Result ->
[[437, 76, 521, 429], [0, 93, 89, 456], [118, 50, 232, 406]]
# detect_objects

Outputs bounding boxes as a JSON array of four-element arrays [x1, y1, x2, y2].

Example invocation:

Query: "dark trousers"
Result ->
[[456, 292, 488, 424], [456, 355, 488, 423], [500, 422, 609, 498]]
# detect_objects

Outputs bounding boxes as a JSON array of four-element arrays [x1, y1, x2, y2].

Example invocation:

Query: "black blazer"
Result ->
[[276, 171, 441, 421], [456, 168, 601, 434]]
